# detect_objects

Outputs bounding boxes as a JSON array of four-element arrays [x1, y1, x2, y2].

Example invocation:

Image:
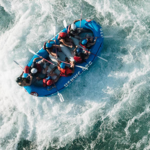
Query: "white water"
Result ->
[[0, 0, 150, 149]]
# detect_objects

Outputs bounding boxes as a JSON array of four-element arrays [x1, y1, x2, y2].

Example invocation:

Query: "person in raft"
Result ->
[[79, 37, 98, 49], [16, 64, 35, 86], [58, 32, 76, 48], [43, 40, 61, 59], [30, 57, 50, 80], [58, 32, 75, 68], [57, 62, 74, 77], [43, 67, 60, 90], [67, 19, 88, 39], [16, 74, 33, 86], [73, 46, 90, 63]]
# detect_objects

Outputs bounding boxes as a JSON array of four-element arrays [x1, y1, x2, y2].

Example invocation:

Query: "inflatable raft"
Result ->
[[23, 19, 104, 97]]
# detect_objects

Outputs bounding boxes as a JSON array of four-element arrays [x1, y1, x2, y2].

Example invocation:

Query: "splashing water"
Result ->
[[0, 0, 150, 149]]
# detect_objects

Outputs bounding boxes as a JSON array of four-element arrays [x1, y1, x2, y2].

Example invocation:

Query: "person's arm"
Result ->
[[57, 65, 61, 71], [45, 49, 51, 55], [60, 39, 72, 48], [50, 52, 57, 58], [25, 75, 33, 86], [73, 19, 82, 24], [54, 74, 60, 82], [73, 46, 78, 52], [33, 56, 42, 62], [53, 45, 60, 49], [48, 40, 55, 43], [87, 37, 97, 47], [53, 45, 61, 52], [19, 71, 24, 77]]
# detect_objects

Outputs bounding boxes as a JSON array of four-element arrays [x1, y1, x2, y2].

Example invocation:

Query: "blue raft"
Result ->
[[24, 19, 104, 97]]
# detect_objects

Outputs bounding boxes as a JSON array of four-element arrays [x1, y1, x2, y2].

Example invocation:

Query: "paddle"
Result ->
[[29, 49, 88, 70], [53, 26, 58, 57], [78, 45, 108, 62], [13, 60, 24, 70], [80, 0, 83, 27], [29, 49, 55, 66], [56, 58, 88, 70], [52, 26, 65, 102], [63, 20, 67, 28], [53, 83, 64, 102], [53, 26, 56, 44]]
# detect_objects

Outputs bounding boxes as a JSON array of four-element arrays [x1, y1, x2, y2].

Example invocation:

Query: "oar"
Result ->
[[80, 0, 83, 27], [63, 20, 67, 28], [53, 26, 56, 44], [56, 57, 88, 70], [54, 83, 64, 102], [53, 25, 58, 57], [78, 45, 108, 62], [56, 58, 88, 69], [29, 49, 88, 70], [29, 49, 55, 66], [13, 60, 24, 70], [53, 26, 65, 102]]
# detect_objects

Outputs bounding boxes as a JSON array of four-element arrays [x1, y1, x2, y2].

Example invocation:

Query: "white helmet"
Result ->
[[31, 68, 37, 74], [71, 23, 76, 31]]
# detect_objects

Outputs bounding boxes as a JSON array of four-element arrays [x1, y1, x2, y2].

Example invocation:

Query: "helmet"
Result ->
[[46, 43, 52, 48], [16, 77, 22, 83], [81, 39, 88, 45], [71, 24, 76, 31], [31, 68, 38, 74], [59, 32, 67, 38], [76, 47, 82, 54], [46, 76, 51, 81], [60, 63, 65, 69]]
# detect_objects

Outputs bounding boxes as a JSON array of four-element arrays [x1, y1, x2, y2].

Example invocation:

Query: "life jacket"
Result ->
[[24, 66, 30, 73], [60, 67, 73, 77], [43, 79, 54, 87], [74, 56, 82, 63], [36, 64, 42, 73], [79, 43, 87, 49]]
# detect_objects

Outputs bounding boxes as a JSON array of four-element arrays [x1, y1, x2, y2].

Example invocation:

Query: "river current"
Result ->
[[0, 0, 150, 150]]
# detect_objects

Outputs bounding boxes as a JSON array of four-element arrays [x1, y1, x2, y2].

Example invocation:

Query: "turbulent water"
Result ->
[[0, 0, 150, 149]]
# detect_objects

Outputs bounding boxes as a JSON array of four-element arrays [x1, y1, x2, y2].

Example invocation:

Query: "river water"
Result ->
[[0, 0, 150, 149]]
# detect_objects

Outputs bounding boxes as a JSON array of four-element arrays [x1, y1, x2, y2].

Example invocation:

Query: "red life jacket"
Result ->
[[46, 79, 54, 86], [43, 79, 54, 87], [60, 67, 73, 77], [43, 79, 47, 87], [36, 64, 42, 73], [74, 56, 82, 63], [24, 66, 30, 73], [79, 43, 87, 49]]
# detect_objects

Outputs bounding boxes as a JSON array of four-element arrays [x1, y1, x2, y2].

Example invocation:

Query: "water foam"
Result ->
[[1, 0, 150, 149]]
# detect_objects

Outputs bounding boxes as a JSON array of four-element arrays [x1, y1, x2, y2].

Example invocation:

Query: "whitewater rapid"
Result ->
[[0, 0, 150, 149]]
